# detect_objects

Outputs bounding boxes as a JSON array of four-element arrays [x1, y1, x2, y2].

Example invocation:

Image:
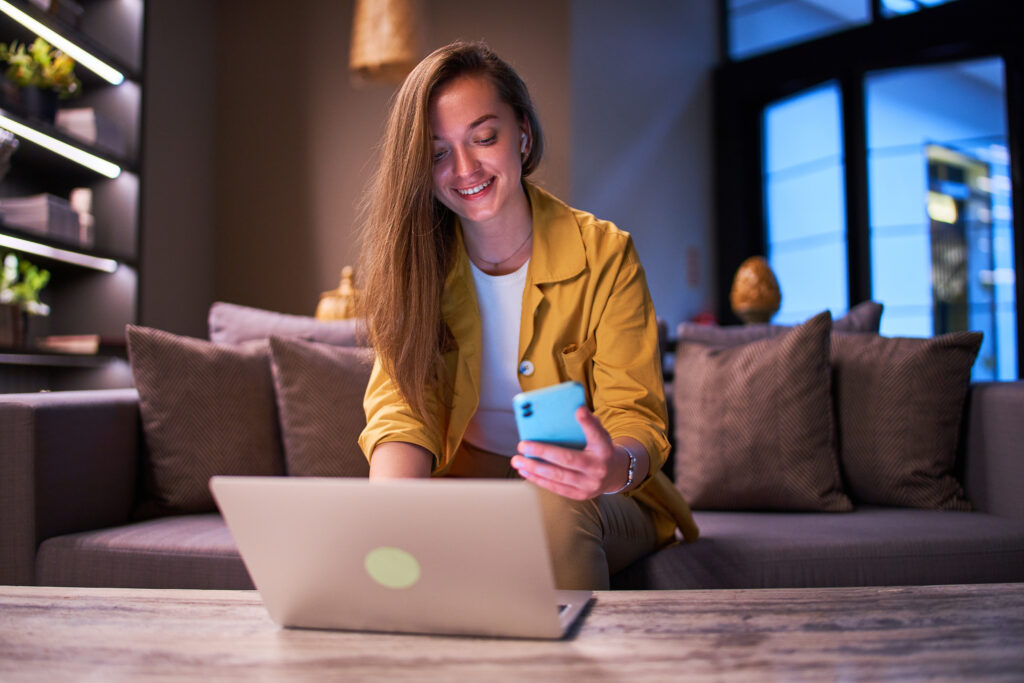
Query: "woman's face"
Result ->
[[429, 75, 528, 231]]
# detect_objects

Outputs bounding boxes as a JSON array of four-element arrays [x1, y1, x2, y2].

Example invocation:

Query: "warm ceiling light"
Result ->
[[0, 232, 118, 272], [349, 0, 422, 85], [0, 0, 124, 85], [0, 113, 120, 177]]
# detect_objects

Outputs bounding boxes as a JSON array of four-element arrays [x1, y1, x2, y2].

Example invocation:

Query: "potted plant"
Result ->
[[0, 37, 81, 123], [0, 252, 50, 347]]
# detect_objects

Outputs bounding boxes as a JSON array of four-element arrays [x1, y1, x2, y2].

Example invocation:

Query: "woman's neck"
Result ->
[[461, 185, 533, 276]]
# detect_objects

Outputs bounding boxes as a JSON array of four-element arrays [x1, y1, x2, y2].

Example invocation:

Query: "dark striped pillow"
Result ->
[[268, 336, 374, 477], [126, 325, 284, 513], [673, 311, 852, 511], [831, 331, 981, 510]]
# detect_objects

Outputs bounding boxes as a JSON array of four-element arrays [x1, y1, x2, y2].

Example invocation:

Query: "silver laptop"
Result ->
[[210, 476, 593, 639]]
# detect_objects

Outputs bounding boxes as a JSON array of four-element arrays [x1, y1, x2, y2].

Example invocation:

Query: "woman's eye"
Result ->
[[477, 135, 496, 145], [432, 149, 448, 162]]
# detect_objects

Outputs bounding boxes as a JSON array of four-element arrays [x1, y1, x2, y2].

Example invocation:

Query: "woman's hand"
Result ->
[[510, 406, 646, 500]]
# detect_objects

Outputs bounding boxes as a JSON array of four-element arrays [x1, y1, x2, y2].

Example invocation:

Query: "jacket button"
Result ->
[[518, 360, 534, 376]]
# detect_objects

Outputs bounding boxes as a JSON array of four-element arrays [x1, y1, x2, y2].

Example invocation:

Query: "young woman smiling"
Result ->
[[358, 41, 698, 589]]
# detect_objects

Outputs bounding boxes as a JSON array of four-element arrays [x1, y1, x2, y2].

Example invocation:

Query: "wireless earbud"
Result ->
[[520, 133, 528, 154]]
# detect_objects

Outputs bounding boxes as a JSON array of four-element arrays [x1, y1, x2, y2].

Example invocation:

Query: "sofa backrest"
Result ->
[[961, 381, 1024, 520]]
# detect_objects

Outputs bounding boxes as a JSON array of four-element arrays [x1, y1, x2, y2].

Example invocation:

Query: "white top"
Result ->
[[462, 259, 529, 456]]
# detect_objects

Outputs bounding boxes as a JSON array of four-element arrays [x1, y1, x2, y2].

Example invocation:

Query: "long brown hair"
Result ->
[[358, 41, 544, 419]]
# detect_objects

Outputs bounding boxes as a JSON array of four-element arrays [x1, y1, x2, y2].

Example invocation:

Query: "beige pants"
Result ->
[[445, 441, 659, 590]]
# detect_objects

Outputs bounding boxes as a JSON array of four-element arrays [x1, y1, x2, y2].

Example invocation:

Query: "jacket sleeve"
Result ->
[[589, 238, 672, 484], [359, 355, 445, 470]]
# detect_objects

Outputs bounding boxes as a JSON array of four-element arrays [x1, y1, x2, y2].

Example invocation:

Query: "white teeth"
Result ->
[[457, 179, 492, 196]]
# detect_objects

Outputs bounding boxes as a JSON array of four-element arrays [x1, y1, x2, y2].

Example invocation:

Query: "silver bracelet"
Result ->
[[604, 444, 636, 495]]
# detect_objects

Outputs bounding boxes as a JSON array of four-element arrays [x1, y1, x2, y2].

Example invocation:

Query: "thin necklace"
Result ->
[[470, 229, 533, 270]]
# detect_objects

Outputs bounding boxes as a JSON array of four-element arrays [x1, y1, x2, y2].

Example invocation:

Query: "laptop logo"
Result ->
[[364, 546, 421, 589]]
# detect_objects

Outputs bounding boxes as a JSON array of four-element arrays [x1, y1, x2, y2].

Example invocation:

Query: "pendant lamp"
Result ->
[[349, 0, 422, 85]]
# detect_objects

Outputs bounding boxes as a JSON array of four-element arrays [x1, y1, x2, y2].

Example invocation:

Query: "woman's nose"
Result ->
[[452, 146, 478, 177]]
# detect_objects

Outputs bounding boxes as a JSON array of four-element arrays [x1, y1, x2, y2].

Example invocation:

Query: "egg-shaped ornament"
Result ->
[[729, 256, 781, 324]]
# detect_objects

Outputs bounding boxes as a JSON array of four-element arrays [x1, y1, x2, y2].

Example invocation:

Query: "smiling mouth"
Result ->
[[456, 178, 493, 196]]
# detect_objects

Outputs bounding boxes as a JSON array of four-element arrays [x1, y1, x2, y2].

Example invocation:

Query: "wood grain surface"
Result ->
[[1, 583, 1022, 681]]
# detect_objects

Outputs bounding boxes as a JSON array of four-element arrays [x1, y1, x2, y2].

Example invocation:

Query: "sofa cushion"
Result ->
[[209, 301, 368, 346], [831, 331, 982, 510], [268, 336, 374, 477], [612, 507, 1024, 589], [676, 300, 883, 348], [127, 325, 284, 513], [673, 311, 851, 511], [38, 508, 1024, 592], [35, 515, 253, 590]]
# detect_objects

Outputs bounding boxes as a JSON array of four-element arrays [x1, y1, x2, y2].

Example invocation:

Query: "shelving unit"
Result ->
[[0, 0, 143, 393]]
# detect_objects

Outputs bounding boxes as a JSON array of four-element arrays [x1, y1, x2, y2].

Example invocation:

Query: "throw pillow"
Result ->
[[677, 300, 883, 348], [208, 301, 368, 346], [126, 325, 284, 513], [268, 336, 374, 477], [673, 311, 852, 511], [831, 331, 982, 510]]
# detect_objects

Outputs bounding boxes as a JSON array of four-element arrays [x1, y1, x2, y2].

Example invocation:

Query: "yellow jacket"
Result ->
[[360, 184, 698, 543]]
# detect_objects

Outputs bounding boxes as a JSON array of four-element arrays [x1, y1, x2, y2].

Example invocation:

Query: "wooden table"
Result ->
[[2, 583, 1023, 681]]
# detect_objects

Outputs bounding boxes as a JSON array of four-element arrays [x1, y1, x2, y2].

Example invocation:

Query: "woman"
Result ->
[[358, 41, 697, 590]]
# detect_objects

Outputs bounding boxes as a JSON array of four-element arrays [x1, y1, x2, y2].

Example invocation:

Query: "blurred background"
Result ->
[[0, 0, 1019, 392]]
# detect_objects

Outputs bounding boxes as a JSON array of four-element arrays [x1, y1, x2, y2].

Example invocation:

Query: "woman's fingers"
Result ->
[[575, 406, 611, 450], [516, 441, 581, 472], [512, 407, 617, 498], [510, 455, 591, 500]]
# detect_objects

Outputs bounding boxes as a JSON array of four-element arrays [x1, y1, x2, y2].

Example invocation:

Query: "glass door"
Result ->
[[762, 81, 848, 324], [866, 57, 1015, 379]]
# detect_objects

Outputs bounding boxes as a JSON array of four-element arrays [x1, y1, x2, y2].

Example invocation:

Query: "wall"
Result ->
[[141, 0, 217, 337], [570, 0, 718, 328]]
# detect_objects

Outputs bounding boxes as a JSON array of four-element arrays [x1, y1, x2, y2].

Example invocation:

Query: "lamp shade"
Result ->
[[349, 0, 422, 85]]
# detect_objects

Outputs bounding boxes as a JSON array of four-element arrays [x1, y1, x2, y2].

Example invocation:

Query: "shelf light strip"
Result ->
[[0, 113, 120, 177], [0, 232, 118, 272], [0, 0, 124, 85]]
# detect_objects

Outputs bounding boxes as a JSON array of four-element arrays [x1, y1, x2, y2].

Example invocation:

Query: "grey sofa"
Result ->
[[2, 381, 1023, 590]]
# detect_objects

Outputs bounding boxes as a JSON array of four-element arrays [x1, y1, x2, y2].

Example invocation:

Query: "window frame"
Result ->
[[714, 0, 1024, 377]]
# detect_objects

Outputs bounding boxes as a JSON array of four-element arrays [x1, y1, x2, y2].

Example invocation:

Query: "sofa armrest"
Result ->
[[961, 381, 1024, 520], [0, 389, 141, 585]]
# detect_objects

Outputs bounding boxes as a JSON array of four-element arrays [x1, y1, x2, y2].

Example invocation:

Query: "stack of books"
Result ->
[[0, 194, 81, 245], [55, 107, 125, 158], [36, 334, 126, 355]]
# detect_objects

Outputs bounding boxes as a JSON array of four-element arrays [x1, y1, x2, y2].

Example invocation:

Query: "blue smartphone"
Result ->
[[513, 381, 587, 450]]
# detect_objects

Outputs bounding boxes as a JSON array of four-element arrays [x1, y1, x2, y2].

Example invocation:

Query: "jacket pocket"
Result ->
[[559, 335, 596, 407]]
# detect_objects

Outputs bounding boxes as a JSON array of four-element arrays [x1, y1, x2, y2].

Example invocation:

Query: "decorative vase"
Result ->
[[0, 81, 58, 124], [0, 79, 27, 118], [316, 266, 360, 320], [729, 256, 782, 324], [20, 86, 58, 124], [0, 302, 23, 347], [21, 310, 48, 348]]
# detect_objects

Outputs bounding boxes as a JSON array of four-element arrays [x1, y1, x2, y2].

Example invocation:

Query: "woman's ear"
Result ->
[[519, 120, 532, 158]]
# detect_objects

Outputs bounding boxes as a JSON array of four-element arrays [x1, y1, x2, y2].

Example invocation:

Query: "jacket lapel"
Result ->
[[519, 184, 587, 366]]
